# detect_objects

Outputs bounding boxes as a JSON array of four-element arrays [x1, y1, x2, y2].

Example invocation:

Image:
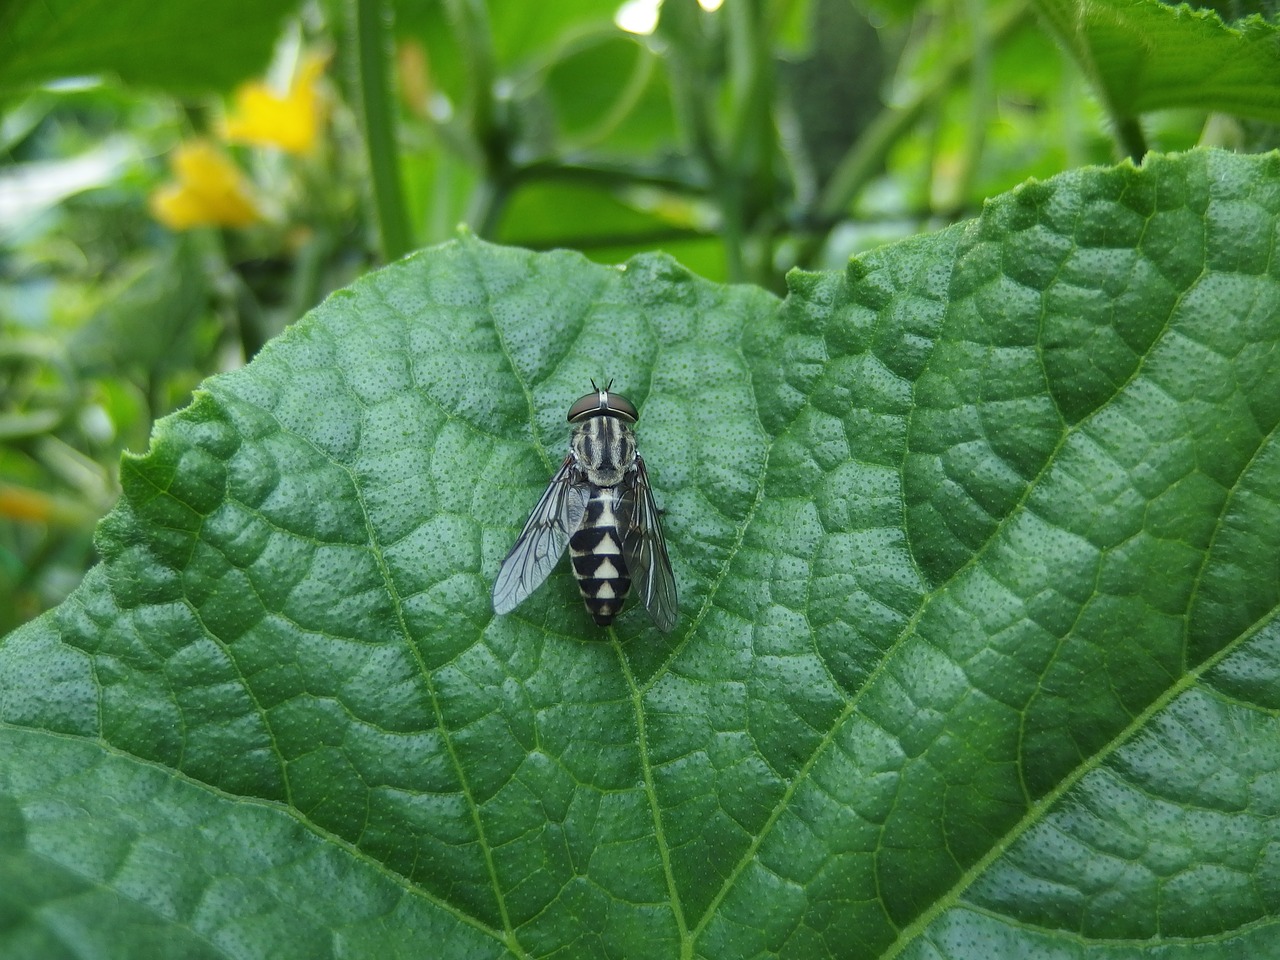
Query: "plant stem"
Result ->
[[1113, 115, 1148, 162], [724, 0, 777, 286], [795, 1, 1030, 268], [448, 0, 499, 163], [513, 159, 707, 195], [467, 177, 508, 239], [444, 0, 508, 236], [947, 0, 994, 217], [350, 0, 412, 260]]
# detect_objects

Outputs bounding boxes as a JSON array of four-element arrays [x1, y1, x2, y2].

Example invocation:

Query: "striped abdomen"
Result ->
[[569, 486, 631, 626]]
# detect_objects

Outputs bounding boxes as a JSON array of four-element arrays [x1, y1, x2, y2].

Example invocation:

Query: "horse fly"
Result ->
[[492, 381, 677, 632]]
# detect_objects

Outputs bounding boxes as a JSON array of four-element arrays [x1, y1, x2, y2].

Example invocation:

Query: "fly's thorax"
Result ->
[[570, 415, 636, 487]]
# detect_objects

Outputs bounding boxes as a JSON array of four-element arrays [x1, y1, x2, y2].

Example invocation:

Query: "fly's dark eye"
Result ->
[[567, 387, 638, 422], [567, 393, 602, 422], [605, 393, 638, 421]]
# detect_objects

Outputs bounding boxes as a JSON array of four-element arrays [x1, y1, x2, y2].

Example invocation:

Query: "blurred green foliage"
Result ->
[[2, 0, 1279, 631]]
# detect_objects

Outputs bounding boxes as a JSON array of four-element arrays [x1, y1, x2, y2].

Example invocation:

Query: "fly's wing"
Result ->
[[493, 456, 588, 614], [618, 455, 678, 632]]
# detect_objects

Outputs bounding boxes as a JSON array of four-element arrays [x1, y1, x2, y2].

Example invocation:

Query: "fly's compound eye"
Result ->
[[567, 387, 638, 423]]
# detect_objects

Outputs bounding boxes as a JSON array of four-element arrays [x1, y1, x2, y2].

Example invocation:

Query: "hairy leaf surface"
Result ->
[[4, 149, 1280, 958]]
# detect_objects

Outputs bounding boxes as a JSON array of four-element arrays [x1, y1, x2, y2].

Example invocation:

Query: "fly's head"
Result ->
[[567, 383, 638, 487]]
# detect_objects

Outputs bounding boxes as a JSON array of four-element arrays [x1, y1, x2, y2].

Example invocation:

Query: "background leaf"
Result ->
[[4, 148, 1280, 957], [1035, 0, 1280, 121], [0, 0, 297, 95]]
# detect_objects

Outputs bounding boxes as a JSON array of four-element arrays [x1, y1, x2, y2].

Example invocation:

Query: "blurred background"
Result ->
[[2, 0, 1277, 632]]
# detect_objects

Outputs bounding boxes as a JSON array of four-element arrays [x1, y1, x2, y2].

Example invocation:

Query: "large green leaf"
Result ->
[[0, 0, 296, 95], [4, 148, 1280, 958], [1034, 0, 1280, 121]]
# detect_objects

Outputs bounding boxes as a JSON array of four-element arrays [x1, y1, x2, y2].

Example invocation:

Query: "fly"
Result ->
[[492, 381, 678, 632]]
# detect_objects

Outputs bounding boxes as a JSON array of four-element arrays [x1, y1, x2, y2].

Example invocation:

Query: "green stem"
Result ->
[[1113, 115, 1148, 162], [661, 2, 728, 265], [795, 1, 1030, 268], [719, 181, 747, 283], [232, 273, 269, 361], [725, 0, 777, 285], [467, 177, 509, 239], [443, 0, 510, 236], [287, 229, 333, 323], [447, 0, 499, 162], [513, 158, 707, 195], [508, 224, 712, 250], [1034, 0, 1147, 162], [350, 0, 412, 260], [946, 0, 993, 218]]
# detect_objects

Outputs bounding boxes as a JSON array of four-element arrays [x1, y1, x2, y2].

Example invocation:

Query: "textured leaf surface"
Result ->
[[4, 149, 1280, 958], [1034, 0, 1280, 120]]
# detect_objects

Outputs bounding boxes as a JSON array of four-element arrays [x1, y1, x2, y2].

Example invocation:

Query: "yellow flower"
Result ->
[[0, 485, 54, 523], [223, 55, 327, 154], [149, 140, 261, 229]]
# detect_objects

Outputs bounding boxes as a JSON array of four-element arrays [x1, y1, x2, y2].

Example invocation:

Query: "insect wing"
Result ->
[[493, 456, 588, 614], [619, 456, 678, 632]]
